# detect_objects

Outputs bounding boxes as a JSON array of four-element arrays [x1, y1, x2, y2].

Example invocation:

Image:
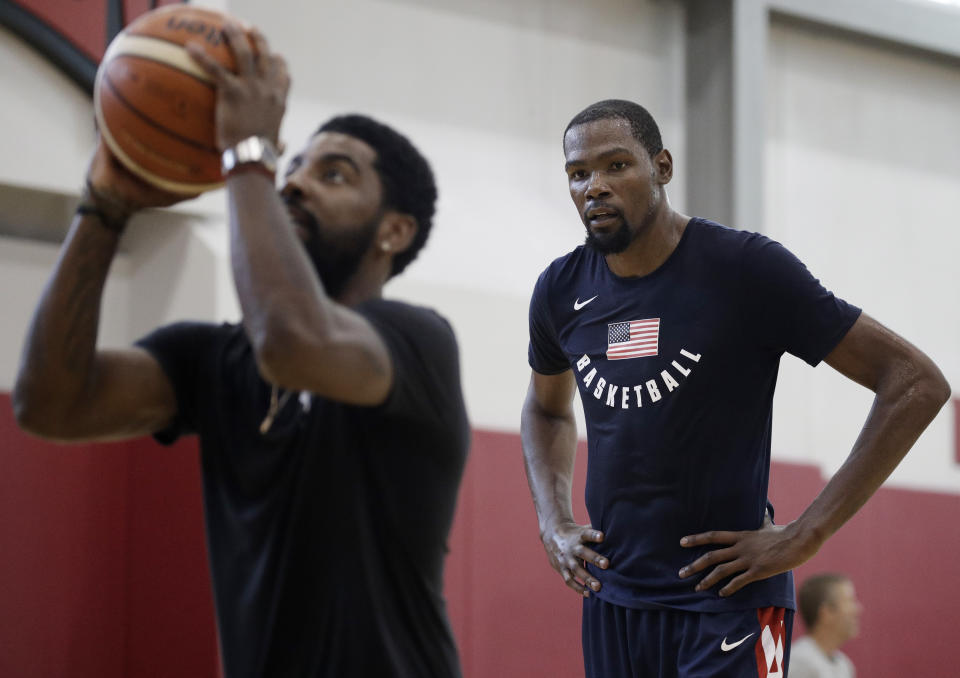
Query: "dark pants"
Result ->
[[583, 595, 794, 678]]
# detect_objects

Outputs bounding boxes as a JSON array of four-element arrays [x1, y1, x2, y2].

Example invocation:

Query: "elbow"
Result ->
[[251, 318, 321, 386], [12, 382, 59, 438], [905, 361, 952, 416], [11, 386, 35, 432], [928, 370, 952, 410]]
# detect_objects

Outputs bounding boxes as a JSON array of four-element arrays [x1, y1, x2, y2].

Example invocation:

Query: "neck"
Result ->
[[333, 259, 389, 307], [604, 206, 690, 278], [335, 276, 384, 307], [810, 627, 843, 658]]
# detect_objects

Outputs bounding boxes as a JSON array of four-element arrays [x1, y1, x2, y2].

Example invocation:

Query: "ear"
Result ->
[[653, 148, 673, 185], [375, 211, 417, 257]]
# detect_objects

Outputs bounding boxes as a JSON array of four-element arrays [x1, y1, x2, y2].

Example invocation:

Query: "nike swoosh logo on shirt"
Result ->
[[573, 295, 598, 311], [720, 633, 755, 652]]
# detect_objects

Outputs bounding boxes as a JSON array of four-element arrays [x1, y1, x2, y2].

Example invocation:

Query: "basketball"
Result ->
[[94, 5, 247, 195]]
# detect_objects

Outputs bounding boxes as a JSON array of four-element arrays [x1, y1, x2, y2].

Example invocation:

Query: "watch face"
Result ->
[[222, 137, 278, 175]]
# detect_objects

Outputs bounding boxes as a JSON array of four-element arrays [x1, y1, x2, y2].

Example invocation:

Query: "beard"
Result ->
[[584, 219, 633, 255], [583, 189, 660, 256], [285, 198, 383, 299]]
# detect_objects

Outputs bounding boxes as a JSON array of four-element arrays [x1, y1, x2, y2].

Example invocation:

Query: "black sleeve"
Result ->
[[358, 299, 467, 430], [135, 321, 225, 445], [527, 269, 570, 375], [739, 234, 861, 366]]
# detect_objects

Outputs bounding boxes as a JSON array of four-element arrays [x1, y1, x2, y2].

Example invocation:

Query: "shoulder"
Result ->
[[537, 245, 594, 285], [687, 217, 774, 260], [789, 636, 816, 655], [359, 298, 453, 333], [837, 649, 855, 672], [136, 320, 239, 353], [689, 218, 813, 286], [358, 298, 459, 357]]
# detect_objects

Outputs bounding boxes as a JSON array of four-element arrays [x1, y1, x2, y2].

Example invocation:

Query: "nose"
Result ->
[[585, 172, 611, 201], [280, 169, 305, 202]]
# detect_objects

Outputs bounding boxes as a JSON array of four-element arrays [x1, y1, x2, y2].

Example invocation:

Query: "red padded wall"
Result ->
[[0, 411, 128, 678], [0, 394, 217, 678], [1, 393, 958, 678]]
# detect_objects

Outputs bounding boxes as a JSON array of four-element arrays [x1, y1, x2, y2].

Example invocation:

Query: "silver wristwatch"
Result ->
[[221, 136, 279, 176]]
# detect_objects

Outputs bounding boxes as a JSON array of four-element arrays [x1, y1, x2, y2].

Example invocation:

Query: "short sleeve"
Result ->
[[739, 235, 861, 366], [528, 270, 570, 375], [135, 321, 225, 445], [358, 300, 468, 434]]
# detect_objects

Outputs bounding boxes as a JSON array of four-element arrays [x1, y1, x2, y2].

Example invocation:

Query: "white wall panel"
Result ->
[[1, 0, 683, 434], [0, 26, 95, 193], [765, 18, 960, 492]]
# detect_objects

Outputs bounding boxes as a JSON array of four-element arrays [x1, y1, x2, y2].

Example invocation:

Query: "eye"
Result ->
[[322, 167, 346, 183], [610, 160, 627, 171], [569, 169, 587, 180], [284, 156, 303, 178]]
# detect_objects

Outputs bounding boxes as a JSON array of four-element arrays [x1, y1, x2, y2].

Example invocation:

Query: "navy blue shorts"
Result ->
[[583, 596, 793, 678]]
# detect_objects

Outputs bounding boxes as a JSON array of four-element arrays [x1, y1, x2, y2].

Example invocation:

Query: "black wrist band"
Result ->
[[78, 179, 132, 233], [76, 203, 127, 233]]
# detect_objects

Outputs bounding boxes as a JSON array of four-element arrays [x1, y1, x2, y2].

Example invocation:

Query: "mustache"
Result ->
[[584, 202, 622, 221], [282, 197, 320, 237]]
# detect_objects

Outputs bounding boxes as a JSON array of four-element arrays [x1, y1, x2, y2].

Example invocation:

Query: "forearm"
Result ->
[[14, 216, 121, 427], [794, 357, 950, 545], [521, 400, 580, 535], [226, 174, 333, 374]]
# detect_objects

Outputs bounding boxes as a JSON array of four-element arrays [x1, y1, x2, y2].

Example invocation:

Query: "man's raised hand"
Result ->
[[187, 23, 290, 151]]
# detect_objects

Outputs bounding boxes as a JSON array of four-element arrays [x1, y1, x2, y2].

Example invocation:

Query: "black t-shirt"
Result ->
[[528, 218, 861, 612], [137, 298, 469, 678]]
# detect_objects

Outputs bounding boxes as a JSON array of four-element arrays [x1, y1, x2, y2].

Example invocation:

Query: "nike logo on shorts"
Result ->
[[574, 295, 598, 311], [720, 633, 755, 651]]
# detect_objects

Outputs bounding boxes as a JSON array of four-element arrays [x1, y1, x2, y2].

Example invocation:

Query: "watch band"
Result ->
[[221, 136, 279, 179]]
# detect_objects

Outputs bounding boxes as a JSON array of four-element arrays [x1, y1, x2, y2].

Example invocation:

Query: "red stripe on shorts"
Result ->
[[754, 606, 787, 677]]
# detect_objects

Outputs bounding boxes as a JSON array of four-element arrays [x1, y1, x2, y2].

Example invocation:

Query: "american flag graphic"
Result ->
[[606, 318, 660, 360]]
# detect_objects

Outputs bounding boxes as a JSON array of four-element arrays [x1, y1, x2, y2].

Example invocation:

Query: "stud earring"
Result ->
[[380, 241, 392, 252]]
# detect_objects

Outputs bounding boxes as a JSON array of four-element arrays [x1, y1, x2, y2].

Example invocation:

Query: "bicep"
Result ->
[[824, 313, 923, 392], [259, 304, 393, 406], [524, 369, 576, 419], [66, 347, 178, 441]]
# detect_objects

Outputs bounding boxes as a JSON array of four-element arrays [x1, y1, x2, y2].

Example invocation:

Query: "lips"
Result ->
[[284, 201, 318, 237], [586, 205, 622, 226]]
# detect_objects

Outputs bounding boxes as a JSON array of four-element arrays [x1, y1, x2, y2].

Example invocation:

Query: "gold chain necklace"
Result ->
[[259, 384, 294, 434]]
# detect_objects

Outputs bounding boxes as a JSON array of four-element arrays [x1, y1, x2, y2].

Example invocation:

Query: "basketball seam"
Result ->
[[102, 72, 220, 155], [103, 33, 214, 84], [124, 31, 229, 69], [116, 53, 216, 90]]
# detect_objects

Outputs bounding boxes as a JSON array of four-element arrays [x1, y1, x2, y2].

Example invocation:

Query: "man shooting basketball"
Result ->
[[14, 24, 468, 678], [520, 99, 949, 677]]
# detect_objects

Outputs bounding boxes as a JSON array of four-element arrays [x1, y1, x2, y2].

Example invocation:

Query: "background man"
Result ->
[[13, 24, 468, 678], [790, 574, 861, 678], [521, 99, 949, 677]]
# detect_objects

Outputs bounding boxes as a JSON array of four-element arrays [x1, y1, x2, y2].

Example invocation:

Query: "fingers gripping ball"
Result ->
[[94, 6, 254, 195]]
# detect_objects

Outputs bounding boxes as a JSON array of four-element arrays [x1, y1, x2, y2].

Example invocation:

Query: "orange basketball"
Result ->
[[94, 5, 247, 195]]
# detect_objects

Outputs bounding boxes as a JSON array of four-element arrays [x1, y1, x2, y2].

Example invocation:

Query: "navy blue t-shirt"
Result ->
[[528, 218, 861, 612]]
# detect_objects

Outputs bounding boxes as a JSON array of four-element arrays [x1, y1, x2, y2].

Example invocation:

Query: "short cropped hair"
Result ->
[[798, 573, 849, 629], [316, 114, 437, 277], [564, 99, 664, 158]]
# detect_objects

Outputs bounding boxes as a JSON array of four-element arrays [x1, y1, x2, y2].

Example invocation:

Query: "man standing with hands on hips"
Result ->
[[15, 22, 468, 678], [521, 99, 949, 677]]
